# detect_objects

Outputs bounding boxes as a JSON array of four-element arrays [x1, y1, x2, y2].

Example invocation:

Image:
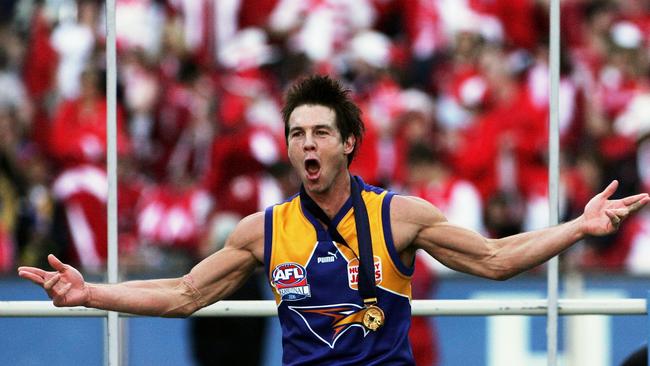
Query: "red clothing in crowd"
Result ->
[[0, 225, 14, 273], [152, 80, 194, 178], [117, 173, 147, 254], [453, 85, 548, 201], [136, 183, 212, 250], [399, 0, 447, 58], [52, 165, 108, 269], [411, 177, 458, 212], [238, 0, 279, 28], [49, 99, 131, 167], [353, 77, 411, 186], [22, 6, 57, 101], [203, 126, 281, 217], [349, 116, 379, 186], [469, 0, 541, 50], [22, 5, 58, 150], [49, 94, 131, 268]]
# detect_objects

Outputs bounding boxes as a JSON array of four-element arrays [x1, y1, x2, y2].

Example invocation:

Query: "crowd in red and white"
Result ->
[[0, 0, 649, 279]]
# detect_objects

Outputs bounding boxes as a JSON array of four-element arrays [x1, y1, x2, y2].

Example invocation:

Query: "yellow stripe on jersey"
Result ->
[[336, 190, 411, 299], [268, 189, 411, 304]]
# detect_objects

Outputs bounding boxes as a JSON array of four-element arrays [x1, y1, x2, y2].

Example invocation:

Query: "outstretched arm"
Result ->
[[18, 212, 265, 317], [394, 180, 649, 280]]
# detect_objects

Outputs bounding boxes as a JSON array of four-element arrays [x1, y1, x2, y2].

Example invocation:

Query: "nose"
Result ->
[[303, 131, 316, 151]]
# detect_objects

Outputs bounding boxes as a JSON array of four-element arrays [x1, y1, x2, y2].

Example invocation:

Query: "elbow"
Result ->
[[481, 251, 518, 281], [161, 276, 206, 318], [161, 302, 201, 318], [488, 261, 527, 281], [173, 307, 199, 318], [489, 269, 516, 281], [179, 302, 202, 318]]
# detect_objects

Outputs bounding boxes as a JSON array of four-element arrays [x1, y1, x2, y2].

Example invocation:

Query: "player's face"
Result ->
[[287, 104, 354, 194]]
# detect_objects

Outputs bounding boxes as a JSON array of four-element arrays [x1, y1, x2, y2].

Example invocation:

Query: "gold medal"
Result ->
[[362, 305, 385, 331]]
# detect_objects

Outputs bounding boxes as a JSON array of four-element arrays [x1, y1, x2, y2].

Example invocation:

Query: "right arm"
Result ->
[[18, 212, 265, 317]]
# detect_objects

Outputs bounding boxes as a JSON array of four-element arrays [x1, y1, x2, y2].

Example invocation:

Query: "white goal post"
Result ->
[[0, 298, 646, 318]]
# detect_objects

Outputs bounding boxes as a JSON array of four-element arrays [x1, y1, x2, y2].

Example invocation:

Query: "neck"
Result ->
[[305, 173, 351, 219]]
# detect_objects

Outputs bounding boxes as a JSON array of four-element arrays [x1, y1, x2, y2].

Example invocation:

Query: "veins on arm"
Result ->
[[391, 195, 504, 279], [393, 194, 589, 281], [181, 212, 265, 312]]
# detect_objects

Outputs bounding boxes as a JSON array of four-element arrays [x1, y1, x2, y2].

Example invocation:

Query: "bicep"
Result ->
[[415, 222, 496, 276], [187, 212, 265, 305], [394, 196, 496, 277]]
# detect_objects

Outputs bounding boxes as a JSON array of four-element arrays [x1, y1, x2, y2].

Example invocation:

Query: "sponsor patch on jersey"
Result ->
[[272, 262, 311, 301], [347, 256, 382, 290]]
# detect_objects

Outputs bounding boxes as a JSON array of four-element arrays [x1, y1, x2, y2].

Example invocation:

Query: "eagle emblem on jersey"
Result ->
[[289, 304, 370, 348]]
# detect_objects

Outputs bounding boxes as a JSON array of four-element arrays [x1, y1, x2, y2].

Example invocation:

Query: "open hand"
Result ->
[[581, 180, 650, 236], [18, 254, 89, 307]]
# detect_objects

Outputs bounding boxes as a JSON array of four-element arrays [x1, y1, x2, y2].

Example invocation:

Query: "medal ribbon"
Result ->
[[299, 175, 378, 305]]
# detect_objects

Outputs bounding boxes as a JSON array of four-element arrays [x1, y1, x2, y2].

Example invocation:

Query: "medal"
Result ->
[[362, 305, 385, 331]]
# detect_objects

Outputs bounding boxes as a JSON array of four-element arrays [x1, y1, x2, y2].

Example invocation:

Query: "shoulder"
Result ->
[[390, 195, 446, 224], [225, 211, 265, 263], [238, 211, 266, 232], [389, 195, 447, 251]]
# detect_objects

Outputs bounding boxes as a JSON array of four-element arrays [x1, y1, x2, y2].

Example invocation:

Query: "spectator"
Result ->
[[49, 67, 131, 167], [50, 0, 98, 100], [49, 67, 131, 270]]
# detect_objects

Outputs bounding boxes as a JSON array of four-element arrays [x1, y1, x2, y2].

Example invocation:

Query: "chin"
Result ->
[[303, 180, 323, 193], [303, 177, 328, 194]]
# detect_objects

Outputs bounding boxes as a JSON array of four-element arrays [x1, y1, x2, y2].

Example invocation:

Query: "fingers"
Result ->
[[17, 266, 49, 279], [599, 180, 619, 200], [626, 194, 650, 213], [608, 208, 628, 217], [605, 209, 621, 228], [18, 266, 56, 286], [43, 273, 61, 291], [621, 193, 649, 205], [48, 254, 67, 272], [18, 270, 46, 285]]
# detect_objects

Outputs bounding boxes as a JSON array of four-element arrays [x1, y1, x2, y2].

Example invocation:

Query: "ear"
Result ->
[[343, 135, 356, 155]]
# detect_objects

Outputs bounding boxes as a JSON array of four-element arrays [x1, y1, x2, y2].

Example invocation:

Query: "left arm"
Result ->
[[392, 180, 649, 280]]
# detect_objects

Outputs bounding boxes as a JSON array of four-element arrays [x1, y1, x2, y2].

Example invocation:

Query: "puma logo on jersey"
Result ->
[[317, 250, 338, 264]]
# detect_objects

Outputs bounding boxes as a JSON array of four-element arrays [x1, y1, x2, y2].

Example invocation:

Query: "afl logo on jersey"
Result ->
[[272, 263, 311, 301]]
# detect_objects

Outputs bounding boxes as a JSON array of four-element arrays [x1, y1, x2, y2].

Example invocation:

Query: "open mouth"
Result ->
[[304, 158, 321, 179]]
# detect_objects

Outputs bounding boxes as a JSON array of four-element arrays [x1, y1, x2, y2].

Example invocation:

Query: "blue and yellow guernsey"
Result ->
[[264, 178, 415, 365]]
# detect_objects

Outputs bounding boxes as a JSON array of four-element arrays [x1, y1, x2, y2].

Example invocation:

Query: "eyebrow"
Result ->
[[289, 124, 335, 133]]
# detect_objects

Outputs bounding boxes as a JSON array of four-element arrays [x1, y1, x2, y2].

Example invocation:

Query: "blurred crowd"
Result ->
[[0, 0, 649, 279]]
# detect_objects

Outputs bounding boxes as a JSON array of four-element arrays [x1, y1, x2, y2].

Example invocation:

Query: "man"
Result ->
[[18, 75, 649, 365]]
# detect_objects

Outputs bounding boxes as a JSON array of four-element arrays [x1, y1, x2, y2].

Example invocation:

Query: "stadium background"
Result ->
[[0, 0, 649, 365]]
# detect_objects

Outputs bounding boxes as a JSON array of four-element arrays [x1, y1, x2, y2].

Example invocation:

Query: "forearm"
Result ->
[[411, 182, 649, 280], [85, 276, 202, 317], [487, 216, 586, 278], [85, 245, 260, 317], [423, 216, 587, 280]]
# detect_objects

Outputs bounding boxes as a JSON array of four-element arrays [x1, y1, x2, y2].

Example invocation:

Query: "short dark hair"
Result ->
[[282, 75, 364, 165]]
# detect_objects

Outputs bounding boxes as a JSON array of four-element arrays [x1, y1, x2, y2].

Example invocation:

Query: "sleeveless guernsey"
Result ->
[[264, 178, 415, 365]]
